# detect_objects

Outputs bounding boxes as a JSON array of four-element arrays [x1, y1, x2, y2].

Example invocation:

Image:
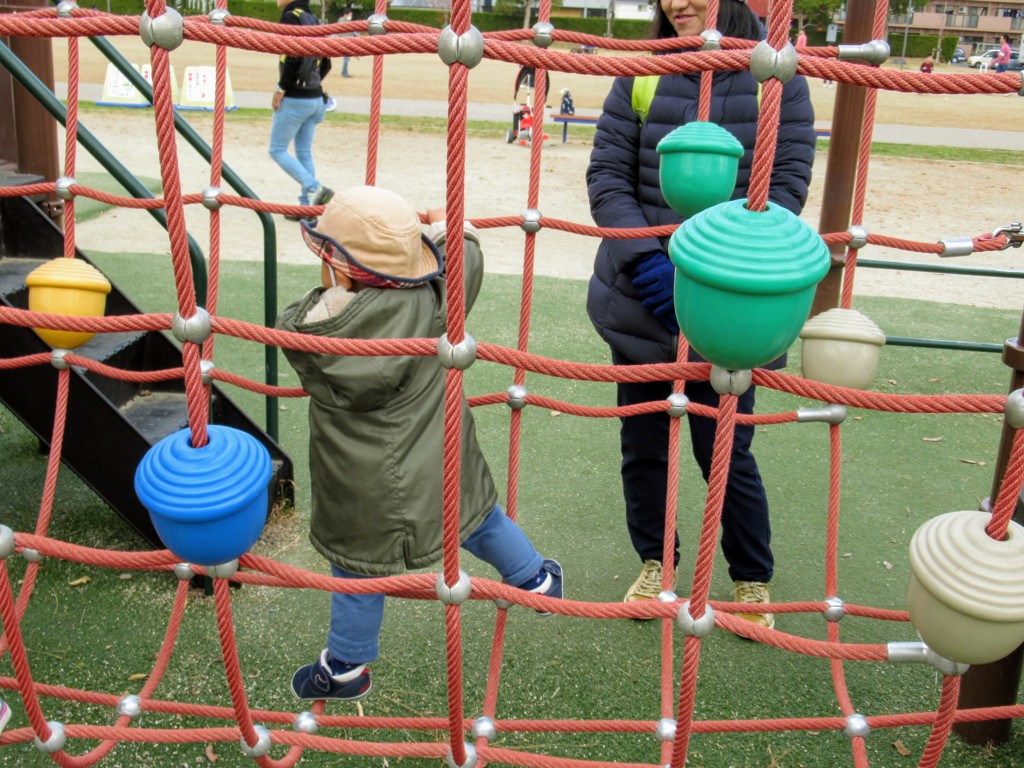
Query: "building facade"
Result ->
[[836, 0, 1023, 56]]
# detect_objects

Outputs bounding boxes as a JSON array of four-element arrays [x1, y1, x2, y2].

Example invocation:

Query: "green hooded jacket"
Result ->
[[276, 232, 497, 575]]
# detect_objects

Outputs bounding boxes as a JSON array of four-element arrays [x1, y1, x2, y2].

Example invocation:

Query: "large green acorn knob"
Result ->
[[668, 199, 830, 371], [657, 122, 744, 218]]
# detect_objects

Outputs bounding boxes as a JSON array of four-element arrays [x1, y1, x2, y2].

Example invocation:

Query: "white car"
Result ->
[[968, 48, 1021, 69]]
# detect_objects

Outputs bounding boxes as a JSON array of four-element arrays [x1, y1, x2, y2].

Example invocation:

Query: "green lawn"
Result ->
[[1, 241, 1022, 767]]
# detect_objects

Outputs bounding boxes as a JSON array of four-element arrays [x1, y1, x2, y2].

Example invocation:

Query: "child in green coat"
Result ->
[[277, 186, 562, 702]]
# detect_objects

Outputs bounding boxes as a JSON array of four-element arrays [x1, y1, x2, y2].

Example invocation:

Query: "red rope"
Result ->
[[1, 4, 1022, 766]]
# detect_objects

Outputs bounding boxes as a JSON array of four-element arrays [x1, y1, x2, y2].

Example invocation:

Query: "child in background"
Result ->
[[276, 186, 563, 702]]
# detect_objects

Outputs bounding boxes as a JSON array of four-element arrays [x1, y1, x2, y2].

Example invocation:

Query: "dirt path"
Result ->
[[52, 38, 1023, 311]]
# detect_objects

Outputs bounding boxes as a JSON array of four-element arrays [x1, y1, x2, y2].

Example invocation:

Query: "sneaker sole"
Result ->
[[291, 677, 373, 703]]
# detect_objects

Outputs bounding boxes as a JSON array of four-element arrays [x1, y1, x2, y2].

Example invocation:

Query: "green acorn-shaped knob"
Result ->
[[657, 122, 744, 218], [669, 199, 830, 370]]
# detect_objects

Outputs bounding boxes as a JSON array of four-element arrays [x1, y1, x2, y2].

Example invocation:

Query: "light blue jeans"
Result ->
[[268, 96, 326, 204], [326, 505, 544, 664]]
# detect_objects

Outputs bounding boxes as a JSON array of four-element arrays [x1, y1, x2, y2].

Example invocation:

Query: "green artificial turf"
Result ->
[[1, 252, 1022, 767]]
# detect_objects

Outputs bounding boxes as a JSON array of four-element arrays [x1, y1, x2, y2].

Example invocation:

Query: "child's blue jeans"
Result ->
[[327, 505, 543, 664]]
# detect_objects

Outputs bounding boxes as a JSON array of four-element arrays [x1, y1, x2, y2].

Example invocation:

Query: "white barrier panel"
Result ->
[[176, 66, 236, 111], [96, 62, 148, 107], [96, 63, 179, 108]]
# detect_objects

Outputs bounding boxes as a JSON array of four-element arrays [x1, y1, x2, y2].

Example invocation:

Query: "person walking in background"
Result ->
[[269, 0, 333, 221], [795, 27, 807, 48], [919, 54, 934, 74], [993, 35, 1012, 73], [340, 10, 356, 78], [277, 187, 563, 702], [586, 0, 816, 630]]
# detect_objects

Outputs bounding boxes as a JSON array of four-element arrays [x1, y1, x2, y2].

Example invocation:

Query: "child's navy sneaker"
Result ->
[[291, 650, 372, 702], [517, 558, 563, 616]]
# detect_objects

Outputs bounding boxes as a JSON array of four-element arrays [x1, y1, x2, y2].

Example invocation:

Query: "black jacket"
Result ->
[[277, 0, 331, 99], [586, 69, 816, 365]]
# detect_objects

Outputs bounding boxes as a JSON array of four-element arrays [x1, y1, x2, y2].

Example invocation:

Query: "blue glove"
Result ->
[[630, 251, 679, 334]]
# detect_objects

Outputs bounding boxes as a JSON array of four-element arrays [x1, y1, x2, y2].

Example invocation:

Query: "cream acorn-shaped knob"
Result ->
[[799, 308, 885, 390], [907, 510, 1024, 665]]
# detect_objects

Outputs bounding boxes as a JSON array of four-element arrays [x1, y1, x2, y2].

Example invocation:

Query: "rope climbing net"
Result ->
[[1, 0, 1023, 765]]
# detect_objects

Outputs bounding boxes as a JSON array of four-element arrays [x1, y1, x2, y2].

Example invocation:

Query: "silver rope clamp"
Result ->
[[700, 30, 722, 51], [992, 221, 1023, 249], [846, 224, 868, 251], [140, 8, 185, 51], [438, 26, 484, 69], [939, 236, 975, 257], [749, 41, 799, 84], [532, 22, 555, 48], [507, 384, 528, 410], [171, 307, 212, 344], [367, 14, 387, 35], [838, 40, 890, 65], [521, 209, 542, 234], [437, 333, 477, 370]]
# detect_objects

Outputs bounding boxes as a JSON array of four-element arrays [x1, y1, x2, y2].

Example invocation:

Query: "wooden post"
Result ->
[[5, 0, 62, 223], [809, 0, 875, 319], [954, 309, 1024, 746]]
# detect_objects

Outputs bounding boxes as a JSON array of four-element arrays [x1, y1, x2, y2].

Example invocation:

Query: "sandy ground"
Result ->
[[53, 40, 1024, 310]]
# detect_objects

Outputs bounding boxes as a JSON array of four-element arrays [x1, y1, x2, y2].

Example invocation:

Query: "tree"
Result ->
[[792, 0, 845, 35], [493, 0, 565, 28]]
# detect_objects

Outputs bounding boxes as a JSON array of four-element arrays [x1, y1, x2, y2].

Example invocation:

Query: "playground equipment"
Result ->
[[0, 185, 293, 549], [0, 0, 1023, 764]]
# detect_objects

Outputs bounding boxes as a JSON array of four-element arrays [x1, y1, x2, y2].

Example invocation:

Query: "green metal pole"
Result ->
[[0, 40, 209, 305], [87, 37, 280, 440]]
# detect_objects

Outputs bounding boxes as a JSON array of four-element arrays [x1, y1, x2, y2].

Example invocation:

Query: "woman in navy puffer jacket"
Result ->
[[586, 0, 816, 629]]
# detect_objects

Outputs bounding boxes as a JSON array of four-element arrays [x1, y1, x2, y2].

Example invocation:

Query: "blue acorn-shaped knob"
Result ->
[[135, 425, 271, 566]]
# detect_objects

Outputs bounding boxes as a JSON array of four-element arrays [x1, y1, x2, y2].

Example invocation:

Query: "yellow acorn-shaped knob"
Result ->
[[799, 308, 885, 390], [25, 258, 112, 349]]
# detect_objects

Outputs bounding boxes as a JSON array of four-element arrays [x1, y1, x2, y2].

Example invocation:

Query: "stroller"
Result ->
[[505, 65, 551, 145]]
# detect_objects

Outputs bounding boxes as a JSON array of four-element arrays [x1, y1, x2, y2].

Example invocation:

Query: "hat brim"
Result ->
[[301, 220, 444, 289]]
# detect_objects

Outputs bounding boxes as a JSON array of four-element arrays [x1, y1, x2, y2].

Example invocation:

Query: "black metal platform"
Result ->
[[0, 178, 293, 549]]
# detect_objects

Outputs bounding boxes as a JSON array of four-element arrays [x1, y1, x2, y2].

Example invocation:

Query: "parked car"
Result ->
[[950, 47, 966, 63], [967, 49, 1022, 70]]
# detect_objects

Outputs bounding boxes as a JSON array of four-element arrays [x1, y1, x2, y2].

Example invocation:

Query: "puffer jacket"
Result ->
[[586, 69, 816, 365], [276, 232, 497, 576]]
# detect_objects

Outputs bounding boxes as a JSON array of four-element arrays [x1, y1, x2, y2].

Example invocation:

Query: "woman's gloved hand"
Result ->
[[630, 251, 679, 334]]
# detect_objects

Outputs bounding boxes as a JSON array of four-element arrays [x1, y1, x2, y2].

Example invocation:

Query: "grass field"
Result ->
[[1, 244, 1021, 766], [4, 33, 1024, 767]]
